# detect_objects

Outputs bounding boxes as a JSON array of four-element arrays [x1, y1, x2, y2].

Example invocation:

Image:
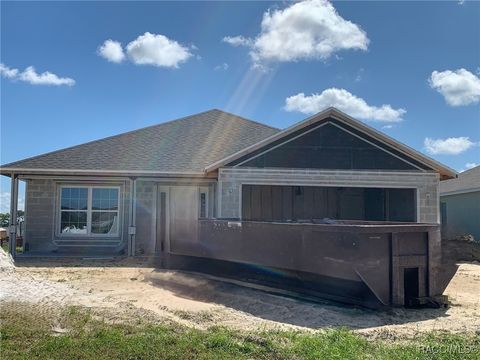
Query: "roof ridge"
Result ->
[[0, 109, 228, 169], [212, 109, 279, 131]]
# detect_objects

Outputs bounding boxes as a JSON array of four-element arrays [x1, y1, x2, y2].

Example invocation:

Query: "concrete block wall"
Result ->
[[219, 181, 241, 219], [418, 182, 439, 224], [135, 180, 156, 255], [21, 178, 219, 255], [218, 168, 440, 223], [24, 178, 131, 253], [133, 180, 217, 255], [120, 180, 132, 253], [24, 179, 57, 252]]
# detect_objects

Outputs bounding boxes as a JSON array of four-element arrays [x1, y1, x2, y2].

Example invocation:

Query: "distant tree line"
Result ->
[[0, 211, 25, 227]]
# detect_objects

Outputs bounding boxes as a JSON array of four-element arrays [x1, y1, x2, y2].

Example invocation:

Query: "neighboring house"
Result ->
[[0, 108, 457, 307], [440, 165, 480, 240]]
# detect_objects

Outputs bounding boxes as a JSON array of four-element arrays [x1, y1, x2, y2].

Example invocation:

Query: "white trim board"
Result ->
[[1, 168, 208, 177], [54, 184, 123, 241], [219, 168, 440, 180], [440, 188, 480, 197]]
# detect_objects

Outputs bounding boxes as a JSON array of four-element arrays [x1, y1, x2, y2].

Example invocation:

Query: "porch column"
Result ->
[[9, 174, 19, 258]]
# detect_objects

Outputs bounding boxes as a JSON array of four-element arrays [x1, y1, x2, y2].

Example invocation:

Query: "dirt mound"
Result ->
[[0, 248, 15, 273], [443, 238, 480, 263]]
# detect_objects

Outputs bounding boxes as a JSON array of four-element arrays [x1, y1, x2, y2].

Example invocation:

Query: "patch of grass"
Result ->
[[173, 309, 215, 323], [1, 242, 23, 254], [1, 303, 479, 360]]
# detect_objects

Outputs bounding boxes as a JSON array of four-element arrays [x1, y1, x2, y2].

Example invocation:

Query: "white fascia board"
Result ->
[[0, 167, 209, 178]]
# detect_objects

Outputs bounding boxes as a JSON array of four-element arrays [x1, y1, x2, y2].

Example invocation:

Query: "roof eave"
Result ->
[[440, 187, 480, 197], [0, 167, 211, 178]]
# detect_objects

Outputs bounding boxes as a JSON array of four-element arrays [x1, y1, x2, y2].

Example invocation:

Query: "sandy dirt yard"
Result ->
[[1, 252, 479, 340]]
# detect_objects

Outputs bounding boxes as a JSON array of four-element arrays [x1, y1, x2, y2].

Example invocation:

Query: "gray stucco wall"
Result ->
[[218, 168, 440, 224], [441, 191, 480, 240]]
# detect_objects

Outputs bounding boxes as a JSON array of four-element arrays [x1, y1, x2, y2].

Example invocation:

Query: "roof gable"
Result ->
[[205, 108, 457, 179], [230, 120, 427, 171]]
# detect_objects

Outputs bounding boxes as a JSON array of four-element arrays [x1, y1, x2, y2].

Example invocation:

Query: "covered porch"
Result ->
[[160, 166, 446, 308], [3, 173, 140, 259]]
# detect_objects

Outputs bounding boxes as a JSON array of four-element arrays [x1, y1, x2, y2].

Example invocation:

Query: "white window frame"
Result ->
[[198, 186, 209, 219], [57, 185, 121, 238]]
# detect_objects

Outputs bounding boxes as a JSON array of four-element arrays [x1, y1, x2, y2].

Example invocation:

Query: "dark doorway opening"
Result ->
[[404, 267, 419, 307], [156, 191, 167, 253]]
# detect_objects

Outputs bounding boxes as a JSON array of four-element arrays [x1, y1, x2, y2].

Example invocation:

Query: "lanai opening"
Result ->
[[241, 185, 417, 223]]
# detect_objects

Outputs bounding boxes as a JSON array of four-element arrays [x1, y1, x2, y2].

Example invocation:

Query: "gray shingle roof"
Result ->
[[1, 109, 279, 174], [440, 165, 480, 195]]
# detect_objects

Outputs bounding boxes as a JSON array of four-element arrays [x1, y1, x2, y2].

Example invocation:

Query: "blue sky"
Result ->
[[1, 1, 479, 212]]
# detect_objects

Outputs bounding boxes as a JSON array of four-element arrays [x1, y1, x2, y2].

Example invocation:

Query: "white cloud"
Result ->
[[424, 137, 475, 155], [459, 162, 479, 172], [19, 66, 75, 86], [125, 32, 193, 68], [284, 88, 406, 122], [429, 69, 480, 106], [0, 192, 25, 213], [223, 0, 369, 64], [97, 39, 125, 63], [0, 63, 19, 78], [0, 63, 75, 86], [222, 36, 253, 47], [214, 63, 229, 71], [354, 68, 364, 82]]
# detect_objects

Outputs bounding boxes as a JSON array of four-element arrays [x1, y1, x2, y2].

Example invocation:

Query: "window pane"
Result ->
[[92, 188, 119, 210], [61, 211, 87, 234], [61, 187, 88, 210], [91, 212, 118, 234], [200, 192, 207, 218]]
